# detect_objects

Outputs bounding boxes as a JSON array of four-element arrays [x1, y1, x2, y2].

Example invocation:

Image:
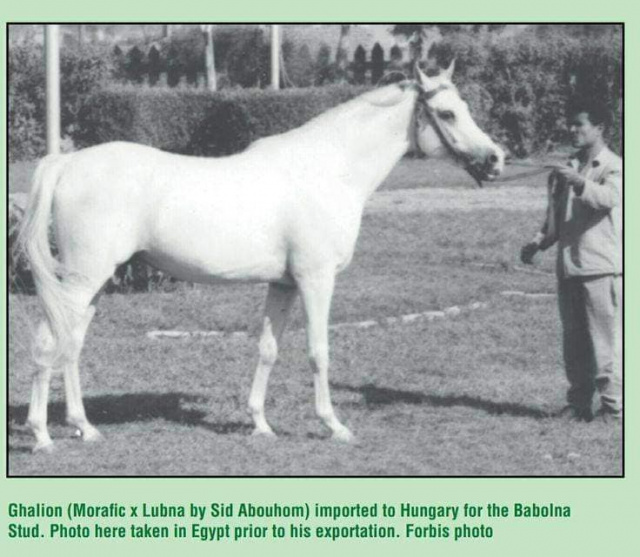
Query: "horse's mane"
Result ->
[[297, 75, 457, 134], [247, 81, 433, 152], [298, 83, 416, 132]]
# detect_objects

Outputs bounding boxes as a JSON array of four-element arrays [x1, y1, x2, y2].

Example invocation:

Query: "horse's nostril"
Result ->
[[488, 153, 499, 164]]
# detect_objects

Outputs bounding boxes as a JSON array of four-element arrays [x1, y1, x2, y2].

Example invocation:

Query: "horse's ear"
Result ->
[[443, 58, 456, 80], [414, 62, 437, 91]]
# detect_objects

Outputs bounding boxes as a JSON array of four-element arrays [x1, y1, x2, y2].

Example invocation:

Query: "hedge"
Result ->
[[10, 28, 621, 161], [74, 32, 621, 160], [75, 85, 369, 156]]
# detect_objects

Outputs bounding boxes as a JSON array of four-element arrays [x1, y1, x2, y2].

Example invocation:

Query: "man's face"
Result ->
[[569, 112, 603, 149]]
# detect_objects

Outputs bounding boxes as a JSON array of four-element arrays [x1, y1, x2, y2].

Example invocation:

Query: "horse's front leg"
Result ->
[[299, 272, 353, 442], [248, 282, 298, 436]]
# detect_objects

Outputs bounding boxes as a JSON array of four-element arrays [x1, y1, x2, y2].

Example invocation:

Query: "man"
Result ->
[[521, 98, 622, 422]]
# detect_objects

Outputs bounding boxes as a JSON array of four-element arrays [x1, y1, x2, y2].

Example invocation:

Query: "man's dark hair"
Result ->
[[567, 97, 611, 129]]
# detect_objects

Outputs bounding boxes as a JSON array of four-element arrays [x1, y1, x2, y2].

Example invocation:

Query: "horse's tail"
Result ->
[[18, 154, 74, 368]]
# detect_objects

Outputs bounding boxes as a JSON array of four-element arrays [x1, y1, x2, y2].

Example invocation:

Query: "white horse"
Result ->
[[19, 64, 504, 452]]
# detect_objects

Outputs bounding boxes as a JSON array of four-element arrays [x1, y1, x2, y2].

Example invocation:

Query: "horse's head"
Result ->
[[412, 62, 504, 186]]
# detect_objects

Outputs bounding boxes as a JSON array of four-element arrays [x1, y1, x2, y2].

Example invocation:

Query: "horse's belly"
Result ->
[[142, 186, 292, 283], [145, 226, 289, 284], [145, 252, 289, 285]]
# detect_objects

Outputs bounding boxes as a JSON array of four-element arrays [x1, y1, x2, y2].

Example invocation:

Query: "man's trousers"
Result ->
[[557, 274, 622, 414]]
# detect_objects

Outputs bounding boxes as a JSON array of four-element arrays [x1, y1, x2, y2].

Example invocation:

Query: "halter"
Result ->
[[412, 83, 486, 187], [410, 82, 559, 185]]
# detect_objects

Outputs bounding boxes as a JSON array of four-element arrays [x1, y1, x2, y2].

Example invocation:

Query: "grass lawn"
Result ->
[[8, 293, 621, 476], [7, 155, 622, 476]]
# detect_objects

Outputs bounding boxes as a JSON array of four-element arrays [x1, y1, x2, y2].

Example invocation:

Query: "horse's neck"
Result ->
[[308, 89, 417, 203]]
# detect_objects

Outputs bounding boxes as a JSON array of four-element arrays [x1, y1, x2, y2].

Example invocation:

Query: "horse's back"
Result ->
[[54, 142, 163, 202]]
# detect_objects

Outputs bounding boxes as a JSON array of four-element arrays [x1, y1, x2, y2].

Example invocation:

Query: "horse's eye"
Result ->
[[438, 110, 455, 121]]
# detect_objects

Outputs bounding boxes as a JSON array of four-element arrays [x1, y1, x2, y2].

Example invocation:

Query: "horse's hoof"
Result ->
[[332, 427, 354, 443], [33, 440, 54, 454], [252, 427, 277, 438], [81, 427, 103, 443]]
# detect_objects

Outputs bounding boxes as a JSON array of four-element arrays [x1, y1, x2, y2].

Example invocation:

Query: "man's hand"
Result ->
[[551, 167, 586, 193], [520, 242, 539, 265]]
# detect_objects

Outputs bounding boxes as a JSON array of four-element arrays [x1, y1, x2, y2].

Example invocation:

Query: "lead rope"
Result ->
[[492, 162, 567, 184]]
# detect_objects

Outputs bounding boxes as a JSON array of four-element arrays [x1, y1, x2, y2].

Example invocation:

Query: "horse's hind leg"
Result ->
[[62, 291, 102, 442], [248, 282, 298, 436], [27, 266, 113, 451], [27, 299, 100, 451], [27, 321, 55, 452]]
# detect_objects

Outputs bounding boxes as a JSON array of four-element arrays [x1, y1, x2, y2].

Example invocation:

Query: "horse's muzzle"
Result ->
[[467, 149, 504, 187]]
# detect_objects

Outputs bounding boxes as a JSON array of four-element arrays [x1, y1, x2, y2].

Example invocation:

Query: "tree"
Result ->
[[226, 29, 269, 87], [315, 43, 333, 85], [390, 45, 403, 67], [371, 43, 384, 84], [334, 24, 351, 82], [166, 46, 181, 87], [282, 42, 315, 87], [125, 46, 145, 83], [147, 46, 161, 86], [353, 45, 366, 84], [392, 25, 441, 64], [160, 32, 205, 87]]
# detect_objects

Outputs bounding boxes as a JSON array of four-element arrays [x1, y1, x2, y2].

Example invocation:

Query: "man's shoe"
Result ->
[[594, 407, 622, 424], [556, 405, 593, 422]]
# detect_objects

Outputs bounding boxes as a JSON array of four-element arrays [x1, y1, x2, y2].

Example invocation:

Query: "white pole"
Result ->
[[201, 24, 217, 91], [45, 24, 61, 155], [271, 24, 280, 90]]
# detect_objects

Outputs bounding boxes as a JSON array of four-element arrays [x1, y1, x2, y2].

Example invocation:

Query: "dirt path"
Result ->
[[366, 185, 547, 214]]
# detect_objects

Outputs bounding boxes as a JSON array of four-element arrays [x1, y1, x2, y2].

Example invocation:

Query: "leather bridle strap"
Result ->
[[413, 85, 484, 186], [414, 85, 461, 159]]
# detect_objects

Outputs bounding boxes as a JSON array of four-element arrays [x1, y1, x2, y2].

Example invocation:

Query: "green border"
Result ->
[[2, 2, 636, 556]]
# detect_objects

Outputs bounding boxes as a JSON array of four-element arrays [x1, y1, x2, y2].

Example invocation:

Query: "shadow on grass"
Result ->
[[333, 382, 550, 419], [8, 392, 254, 447]]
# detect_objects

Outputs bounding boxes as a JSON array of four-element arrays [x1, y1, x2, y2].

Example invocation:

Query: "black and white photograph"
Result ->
[[7, 23, 623, 477]]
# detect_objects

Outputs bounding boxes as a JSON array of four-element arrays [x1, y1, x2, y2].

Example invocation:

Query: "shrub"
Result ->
[[8, 44, 46, 161], [431, 28, 622, 155], [282, 42, 316, 87], [75, 87, 212, 153], [8, 194, 35, 294], [75, 84, 368, 156], [8, 42, 113, 162]]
